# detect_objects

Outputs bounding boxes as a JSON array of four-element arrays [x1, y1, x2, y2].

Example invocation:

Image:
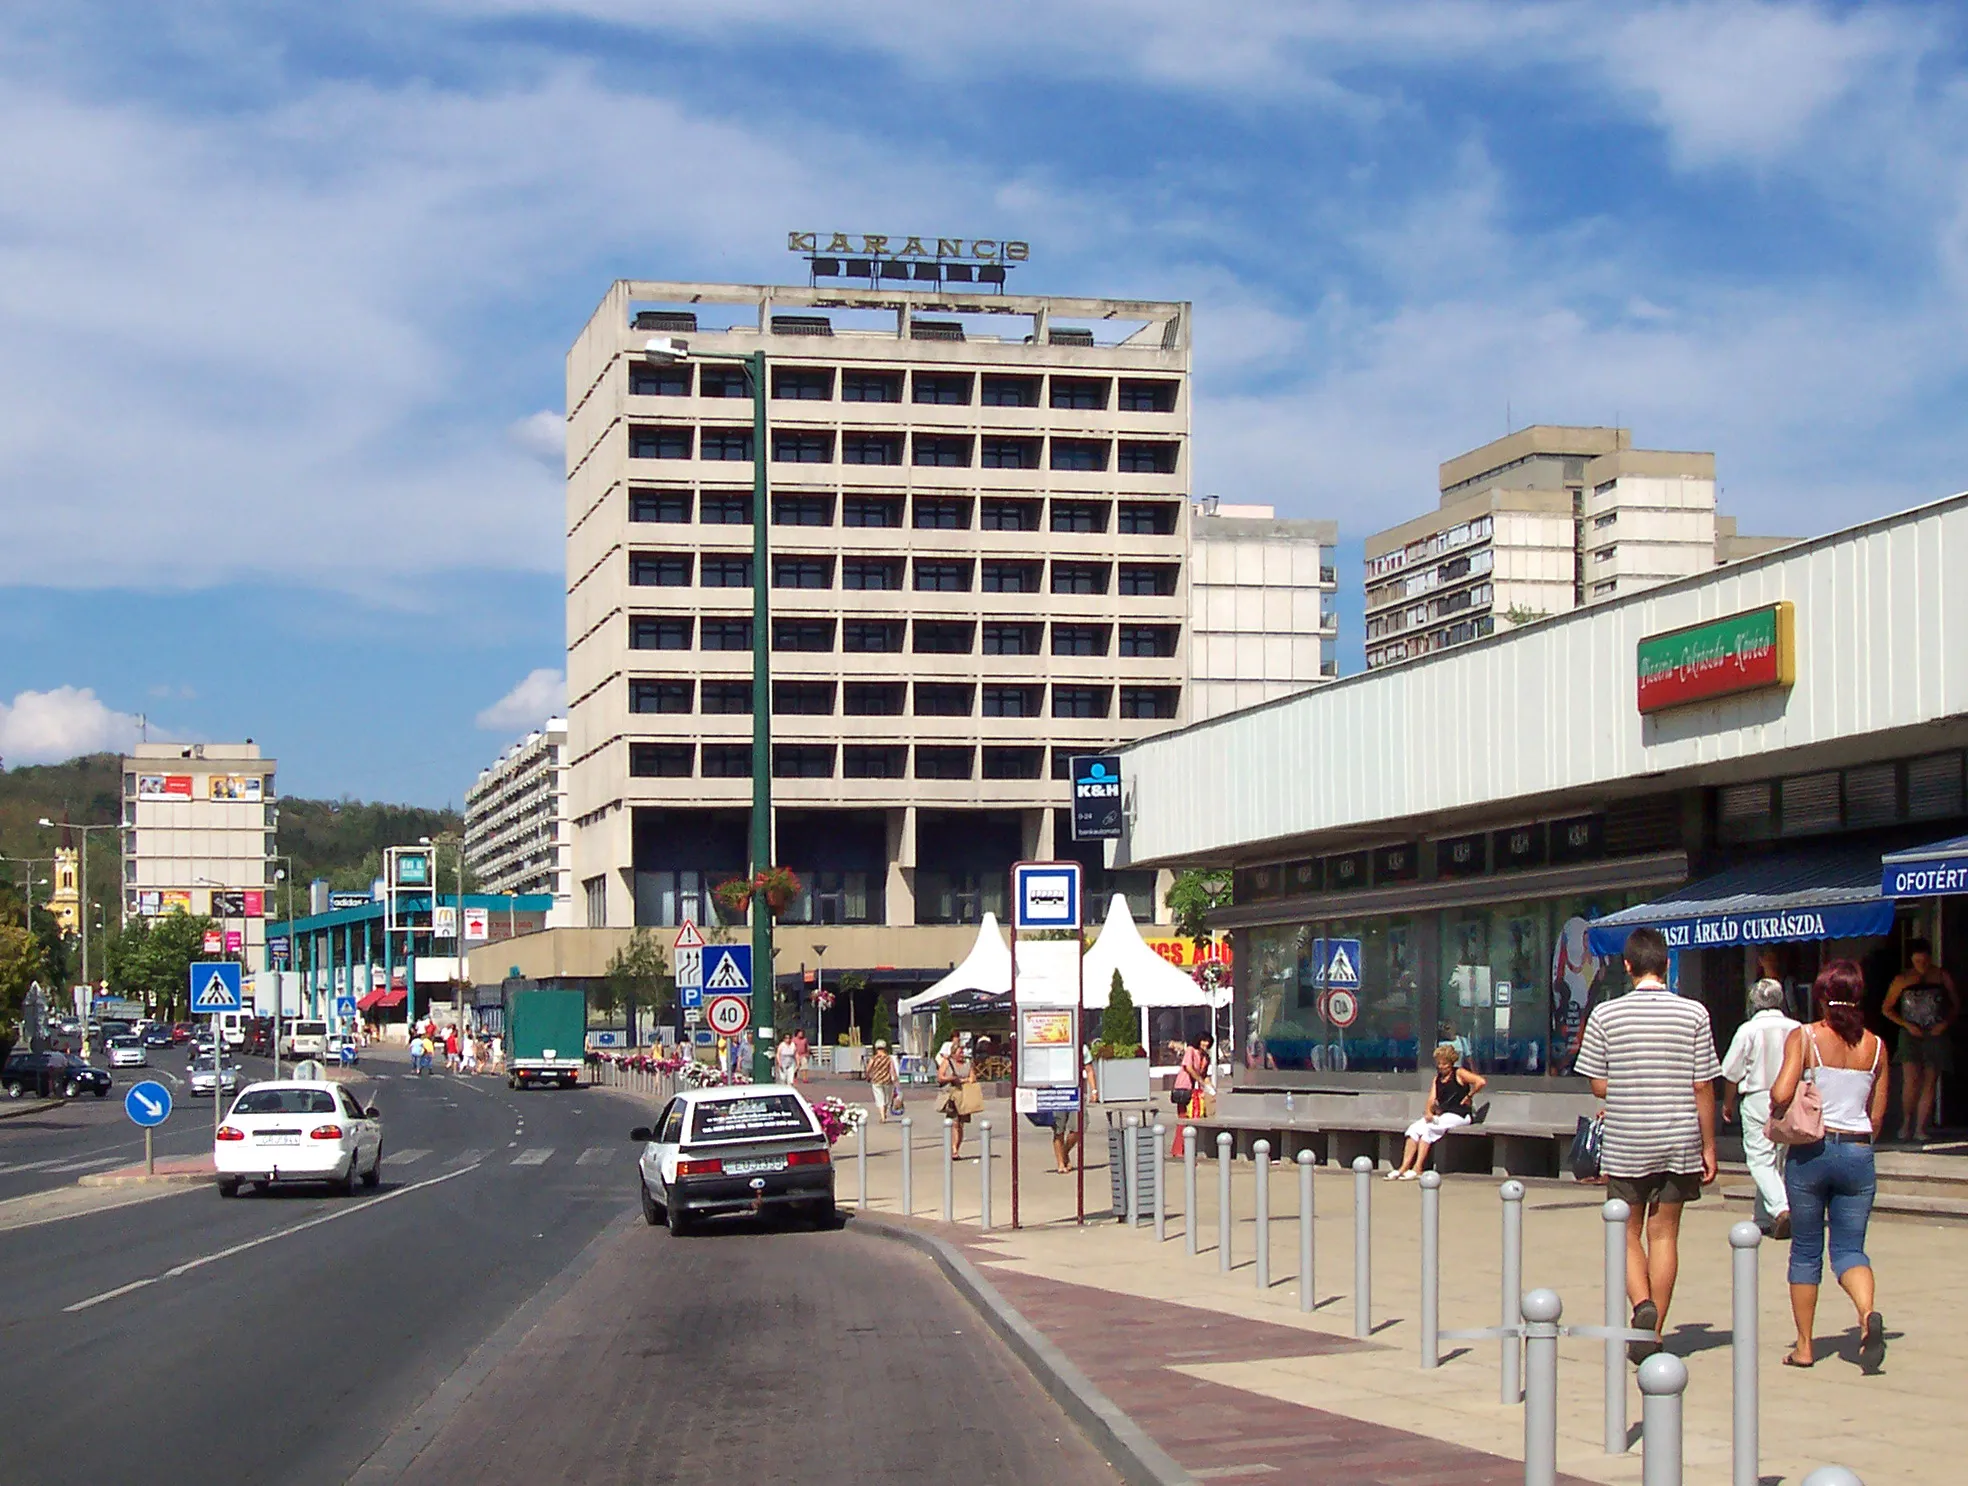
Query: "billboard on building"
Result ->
[[160, 890, 193, 915], [207, 774, 264, 802], [137, 774, 194, 801]]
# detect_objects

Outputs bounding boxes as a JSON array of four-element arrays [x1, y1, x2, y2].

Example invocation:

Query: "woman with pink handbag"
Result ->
[[1767, 960, 1890, 1372]]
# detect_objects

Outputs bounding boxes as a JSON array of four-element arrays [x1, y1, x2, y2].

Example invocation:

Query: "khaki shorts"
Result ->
[[1607, 1170, 1704, 1208]]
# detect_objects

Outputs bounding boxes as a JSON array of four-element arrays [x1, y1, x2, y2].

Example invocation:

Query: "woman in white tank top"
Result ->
[[1769, 960, 1890, 1371]]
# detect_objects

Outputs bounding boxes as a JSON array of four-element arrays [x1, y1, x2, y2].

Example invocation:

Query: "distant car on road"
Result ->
[[632, 1083, 836, 1236], [188, 1056, 241, 1098], [170, 1022, 193, 1045], [107, 1036, 148, 1069], [142, 1025, 174, 1049], [1, 1051, 111, 1099], [280, 1020, 329, 1061], [215, 1080, 383, 1197]]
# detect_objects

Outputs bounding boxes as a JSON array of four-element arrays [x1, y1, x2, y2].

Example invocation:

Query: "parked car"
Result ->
[[1, 1051, 110, 1099], [215, 1080, 382, 1197], [631, 1083, 836, 1236], [107, 1035, 148, 1069]]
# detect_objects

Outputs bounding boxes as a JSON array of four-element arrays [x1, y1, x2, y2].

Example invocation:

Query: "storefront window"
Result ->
[[1547, 893, 1639, 1075], [1439, 901, 1550, 1075]]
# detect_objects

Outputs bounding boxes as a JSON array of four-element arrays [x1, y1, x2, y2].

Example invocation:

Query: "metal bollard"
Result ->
[[1419, 1170, 1441, 1369], [1500, 1179, 1525, 1403], [943, 1117, 955, 1222], [1297, 1149, 1316, 1313], [1799, 1470, 1865, 1486], [900, 1117, 913, 1216], [856, 1116, 868, 1211], [979, 1119, 993, 1232], [1217, 1132, 1234, 1273], [1638, 1352, 1687, 1486], [1124, 1121, 1140, 1227], [1522, 1289, 1563, 1486], [1604, 1197, 1633, 1454], [1152, 1124, 1167, 1242], [1731, 1221, 1761, 1486], [1183, 1126, 1199, 1256], [1253, 1140, 1271, 1290], [1352, 1155, 1373, 1338]]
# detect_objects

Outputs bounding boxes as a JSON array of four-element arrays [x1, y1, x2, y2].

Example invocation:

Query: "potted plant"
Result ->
[[1092, 973, 1150, 1102], [712, 877, 754, 917], [752, 866, 803, 915]]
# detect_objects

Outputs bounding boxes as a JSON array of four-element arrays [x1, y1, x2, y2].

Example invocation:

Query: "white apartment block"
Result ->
[[465, 718, 575, 926], [1189, 502, 1339, 721], [121, 742, 277, 961], [563, 276, 1338, 937]]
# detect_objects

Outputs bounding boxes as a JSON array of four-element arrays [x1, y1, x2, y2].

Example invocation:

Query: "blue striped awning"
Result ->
[[1586, 845, 1895, 956], [1881, 834, 1968, 897]]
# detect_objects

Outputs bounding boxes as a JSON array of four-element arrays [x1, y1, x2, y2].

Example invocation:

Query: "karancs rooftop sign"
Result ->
[[789, 232, 1031, 263], [1636, 601, 1795, 714]]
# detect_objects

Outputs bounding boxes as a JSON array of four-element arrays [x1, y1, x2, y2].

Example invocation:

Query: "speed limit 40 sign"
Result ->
[[706, 995, 751, 1036]]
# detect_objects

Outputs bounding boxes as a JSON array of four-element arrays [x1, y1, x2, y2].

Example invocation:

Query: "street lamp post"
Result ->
[[270, 856, 297, 1078], [642, 336, 774, 1081], [43, 820, 121, 1039]]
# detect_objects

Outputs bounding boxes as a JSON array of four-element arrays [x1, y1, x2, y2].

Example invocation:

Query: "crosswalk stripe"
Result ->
[[386, 1149, 430, 1165], [575, 1147, 612, 1166], [510, 1147, 554, 1167], [452, 1148, 488, 1166], [46, 1156, 124, 1174]]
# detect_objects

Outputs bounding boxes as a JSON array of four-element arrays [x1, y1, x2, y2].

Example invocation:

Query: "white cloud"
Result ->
[[0, 687, 142, 766], [508, 410, 566, 466], [475, 668, 566, 732]]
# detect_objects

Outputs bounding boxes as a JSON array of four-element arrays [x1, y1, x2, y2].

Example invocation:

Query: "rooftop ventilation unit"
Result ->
[[633, 311, 699, 332], [770, 314, 833, 336], [1048, 327, 1095, 346], [910, 320, 965, 342]]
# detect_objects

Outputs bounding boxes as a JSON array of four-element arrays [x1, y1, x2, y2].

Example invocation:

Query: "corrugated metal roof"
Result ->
[[1590, 843, 1886, 927]]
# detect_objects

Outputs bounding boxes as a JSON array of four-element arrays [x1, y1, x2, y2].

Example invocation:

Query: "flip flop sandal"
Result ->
[[1783, 1351, 1815, 1368], [1628, 1301, 1660, 1365], [1860, 1312, 1887, 1370]]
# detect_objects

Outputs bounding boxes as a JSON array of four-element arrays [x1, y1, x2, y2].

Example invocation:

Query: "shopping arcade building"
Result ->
[[1113, 489, 1968, 1143]]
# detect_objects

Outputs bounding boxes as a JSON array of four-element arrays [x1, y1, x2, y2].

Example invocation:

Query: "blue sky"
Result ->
[[2, 1, 1965, 804]]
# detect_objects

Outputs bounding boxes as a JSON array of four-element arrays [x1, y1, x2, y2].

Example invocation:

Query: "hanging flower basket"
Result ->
[[812, 987, 836, 1011], [752, 865, 803, 914], [712, 877, 754, 916]]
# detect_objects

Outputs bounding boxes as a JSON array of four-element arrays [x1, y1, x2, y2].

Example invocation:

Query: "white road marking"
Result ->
[[385, 1149, 431, 1165], [452, 1149, 488, 1166], [575, 1147, 612, 1166], [46, 1156, 124, 1174], [510, 1148, 554, 1167], [63, 1162, 482, 1313]]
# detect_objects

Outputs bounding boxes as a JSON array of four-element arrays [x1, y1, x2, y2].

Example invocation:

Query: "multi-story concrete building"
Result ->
[[1189, 502, 1339, 721], [121, 742, 277, 962], [465, 718, 575, 926], [1363, 426, 1787, 669]]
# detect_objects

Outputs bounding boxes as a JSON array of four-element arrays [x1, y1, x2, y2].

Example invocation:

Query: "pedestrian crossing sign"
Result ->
[[702, 945, 751, 994], [1313, 938, 1361, 990], [189, 961, 243, 1012]]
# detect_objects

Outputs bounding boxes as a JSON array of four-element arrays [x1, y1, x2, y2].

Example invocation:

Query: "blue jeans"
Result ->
[[1783, 1137, 1876, 1285]]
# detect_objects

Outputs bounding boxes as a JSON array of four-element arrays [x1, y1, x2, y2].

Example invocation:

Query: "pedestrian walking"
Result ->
[[1573, 926, 1721, 1363], [865, 1040, 898, 1122], [775, 1032, 798, 1084], [1770, 959, 1890, 1371], [1388, 1042, 1486, 1179], [444, 1026, 461, 1072], [1882, 937, 1957, 1143], [791, 1028, 811, 1083], [937, 1037, 974, 1158], [1722, 978, 1801, 1237], [1169, 1035, 1210, 1158]]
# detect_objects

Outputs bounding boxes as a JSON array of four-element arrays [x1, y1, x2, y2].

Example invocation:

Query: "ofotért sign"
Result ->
[[1636, 602, 1795, 714]]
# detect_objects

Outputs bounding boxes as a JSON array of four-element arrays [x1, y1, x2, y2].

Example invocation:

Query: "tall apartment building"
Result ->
[[1363, 426, 1787, 669], [121, 742, 277, 961], [1189, 502, 1339, 721], [465, 718, 575, 926], [563, 276, 1338, 941]]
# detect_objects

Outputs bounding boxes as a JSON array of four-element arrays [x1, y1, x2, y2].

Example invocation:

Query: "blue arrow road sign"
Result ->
[[335, 995, 358, 1018], [189, 961, 243, 1013], [702, 945, 752, 994], [125, 1080, 172, 1128]]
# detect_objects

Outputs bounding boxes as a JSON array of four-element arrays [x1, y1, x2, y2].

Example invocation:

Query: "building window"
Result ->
[[1593, 511, 1617, 529], [629, 364, 690, 397], [982, 685, 1041, 718], [629, 489, 691, 523], [629, 680, 694, 714], [700, 682, 754, 715], [700, 618, 753, 650], [980, 375, 1040, 408], [772, 367, 833, 400], [843, 745, 907, 779], [1117, 378, 1176, 413], [1593, 545, 1616, 563], [1051, 561, 1109, 596], [772, 681, 835, 715], [701, 745, 752, 777], [843, 682, 905, 715], [1050, 376, 1110, 410], [584, 875, 607, 927], [699, 492, 752, 524], [981, 746, 1043, 780], [772, 495, 834, 526], [699, 366, 750, 398], [913, 496, 971, 529], [629, 743, 693, 777], [1117, 441, 1178, 474], [630, 617, 693, 650], [842, 433, 902, 465], [841, 495, 902, 528], [772, 557, 833, 589], [912, 372, 973, 405], [629, 426, 692, 460], [772, 432, 833, 465], [630, 553, 692, 587], [840, 371, 902, 403], [1118, 623, 1178, 658], [980, 437, 1041, 470], [1050, 438, 1109, 472], [842, 619, 903, 653], [701, 428, 753, 461], [1051, 623, 1109, 657], [914, 559, 972, 593], [915, 746, 974, 780], [772, 744, 835, 778], [915, 683, 974, 717], [1119, 685, 1179, 720], [1050, 500, 1108, 534], [1051, 685, 1111, 719], [981, 561, 1040, 594], [982, 622, 1042, 656], [1118, 501, 1178, 536], [699, 556, 754, 588], [913, 434, 972, 468], [1118, 562, 1178, 596], [841, 558, 903, 591], [980, 498, 1040, 530], [772, 618, 835, 651], [1591, 579, 1618, 596], [913, 621, 973, 654]]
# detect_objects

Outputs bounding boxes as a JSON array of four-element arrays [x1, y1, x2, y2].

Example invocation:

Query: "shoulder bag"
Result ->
[[957, 1078, 986, 1117], [1766, 1030, 1825, 1146]]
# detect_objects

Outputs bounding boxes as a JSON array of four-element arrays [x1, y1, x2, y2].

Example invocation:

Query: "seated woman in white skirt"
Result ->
[[1389, 1043, 1487, 1180]]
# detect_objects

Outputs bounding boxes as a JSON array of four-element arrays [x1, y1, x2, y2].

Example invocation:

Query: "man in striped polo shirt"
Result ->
[[1574, 926, 1721, 1362]]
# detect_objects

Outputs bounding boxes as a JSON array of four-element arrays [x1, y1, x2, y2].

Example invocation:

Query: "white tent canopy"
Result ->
[[1081, 894, 1227, 1009], [898, 913, 1010, 1014]]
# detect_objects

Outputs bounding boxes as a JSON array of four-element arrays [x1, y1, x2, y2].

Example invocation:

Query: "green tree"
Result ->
[[106, 912, 217, 1018], [0, 924, 46, 1025], [838, 970, 869, 1039], [600, 929, 671, 1035], [1099, 971, 1141, 1055], [1167, 869, 1231, 953], [871, 994, 892, 1047], [933, 1004, 953, 1052]]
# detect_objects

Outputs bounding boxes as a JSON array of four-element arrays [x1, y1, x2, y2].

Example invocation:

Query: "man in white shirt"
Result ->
[[1721, 978, 1800, 1238]]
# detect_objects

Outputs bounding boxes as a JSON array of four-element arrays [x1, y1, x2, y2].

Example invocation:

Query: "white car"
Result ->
[[281, 1020, 328, 1060], [188, 1056, 241, 1098], [632, 1083, 836, 1236], [107, 1035, 148, 1069], [215, 1080, 382, 1197]]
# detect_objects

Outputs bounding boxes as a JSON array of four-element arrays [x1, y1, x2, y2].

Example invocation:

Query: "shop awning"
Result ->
[[356, 988, 407, 1010], [1585, 844, 1896, 956], [1881, 833, 1968, 898]]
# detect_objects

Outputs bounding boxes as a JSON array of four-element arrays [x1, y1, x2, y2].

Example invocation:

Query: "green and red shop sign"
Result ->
[[1636, 601, 1795, 713]]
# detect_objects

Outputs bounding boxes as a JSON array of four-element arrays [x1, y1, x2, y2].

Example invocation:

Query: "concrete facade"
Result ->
[[465, 718, 574, 927], [121, 741, 277, 963], [1188, 504, 1339, 721]]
